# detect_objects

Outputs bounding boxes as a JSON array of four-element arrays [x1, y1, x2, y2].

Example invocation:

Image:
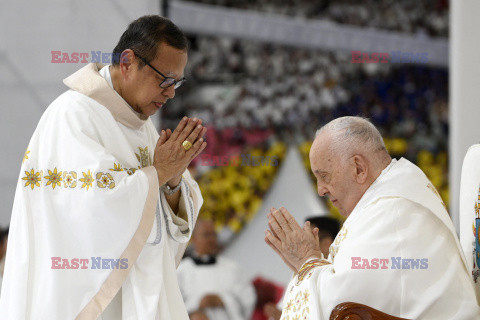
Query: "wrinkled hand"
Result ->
[[263, 302, 282, 320], [265, 207, 322, 272], [199, 294, 224, 309], [153, 117, 207, 185]]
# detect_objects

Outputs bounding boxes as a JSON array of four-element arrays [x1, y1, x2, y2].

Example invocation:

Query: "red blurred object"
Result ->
[[251, 276, 284, 320]]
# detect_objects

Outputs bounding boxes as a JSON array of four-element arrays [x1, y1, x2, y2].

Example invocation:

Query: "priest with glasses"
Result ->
[[0, 15, 206, 320]]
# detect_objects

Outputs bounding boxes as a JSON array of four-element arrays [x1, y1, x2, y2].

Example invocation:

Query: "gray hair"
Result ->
[[316, 116, 387, 159]]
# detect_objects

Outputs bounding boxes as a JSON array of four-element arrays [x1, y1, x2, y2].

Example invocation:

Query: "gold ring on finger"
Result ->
[[182, 140, 193, 151]]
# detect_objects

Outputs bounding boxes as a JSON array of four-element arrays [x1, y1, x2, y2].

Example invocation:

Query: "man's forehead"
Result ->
[[310, 135, 333, 172], [151, 44, 188, 77], [150, 59, 185, 78], [310, 134, 331, 157]]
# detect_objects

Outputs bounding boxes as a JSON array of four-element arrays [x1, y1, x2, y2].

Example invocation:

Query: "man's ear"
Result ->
[[352, 154, 368, 184], [119, 49, 136, 77]]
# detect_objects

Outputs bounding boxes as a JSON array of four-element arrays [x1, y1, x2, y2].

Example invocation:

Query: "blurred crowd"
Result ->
[[162, 35, 450, 222], [192, 142, 286, 243], [186, 0, 448, 37], [182, 36, 448, 154]]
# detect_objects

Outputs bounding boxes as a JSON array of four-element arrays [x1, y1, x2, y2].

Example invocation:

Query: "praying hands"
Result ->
[[264, 207, 324, 273]]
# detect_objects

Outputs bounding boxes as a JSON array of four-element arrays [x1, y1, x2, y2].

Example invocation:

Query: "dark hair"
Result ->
[[112, 15, 188, 67], [305, 216, 340, 241], [0, 226, 8, 243]]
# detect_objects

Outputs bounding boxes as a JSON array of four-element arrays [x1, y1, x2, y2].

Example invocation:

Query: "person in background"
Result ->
[[306, 216, 340, 259], [177, 219, 256, 320]]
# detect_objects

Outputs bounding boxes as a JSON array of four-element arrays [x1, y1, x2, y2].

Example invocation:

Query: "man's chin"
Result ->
[[142, 107, 159, 117], [338, 207, 352, 218], [331, 201, 348, 217]]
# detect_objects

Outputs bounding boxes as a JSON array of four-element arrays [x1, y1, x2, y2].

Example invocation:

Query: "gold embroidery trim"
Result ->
[[20, 150, 145, 191], [21, 168, 124, 191], [296, 258, 330, 286]]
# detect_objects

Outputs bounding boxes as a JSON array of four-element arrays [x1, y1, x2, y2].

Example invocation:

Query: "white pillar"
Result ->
[[449, 0, 480, 233]]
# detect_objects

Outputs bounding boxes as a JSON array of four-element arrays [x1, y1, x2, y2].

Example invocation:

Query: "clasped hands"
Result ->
[[153, 117, 207, 186], [265, 207, 323, 273], [189, 294, 224, 320]]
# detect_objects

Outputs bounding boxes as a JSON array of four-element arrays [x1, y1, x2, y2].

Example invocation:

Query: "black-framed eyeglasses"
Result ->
[[134, 52, 186, 89]]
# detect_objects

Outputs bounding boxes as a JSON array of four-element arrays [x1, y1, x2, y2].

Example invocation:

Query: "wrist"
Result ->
[[167, 175, 182, 188], [162, 177, 182, 195], [154, 165, 169, 186], [296, 253, 324, 272]]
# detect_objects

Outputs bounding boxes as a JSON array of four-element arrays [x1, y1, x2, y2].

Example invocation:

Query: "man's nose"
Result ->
[[162, 85, 175, 99], [317, 185, 328, 197]]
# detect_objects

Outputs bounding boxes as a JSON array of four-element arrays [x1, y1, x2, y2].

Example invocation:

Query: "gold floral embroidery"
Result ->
[[109, 163, 124, 172], [135, 146, 152, 168], [334, 225, 348, 246], [285, 300, 293, 312], [126, 168, 137, 175], [23, 150, 30, 164], [330, 225, 348, 262], [22, 169, 42, 190], [281, 289, 311, 320], [295, 291, 303, 306], [63, 171, 77, 188], [45, 168, 63, 190], [20, 166, 122, 190], [301, 306, 310, 319], [96, 172, 115, 189], [301, 291, 310, 304], [80, 170, 94, 190]]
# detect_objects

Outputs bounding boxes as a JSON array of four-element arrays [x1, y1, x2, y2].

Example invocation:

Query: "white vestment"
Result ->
[[0, 63, 203, 319], [459, 144, 480, 303], [280, 158, 479, 320], [177, 256, 256, 320]]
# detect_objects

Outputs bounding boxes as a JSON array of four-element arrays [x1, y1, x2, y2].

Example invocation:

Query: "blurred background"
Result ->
[[1, 0, 480, 309]]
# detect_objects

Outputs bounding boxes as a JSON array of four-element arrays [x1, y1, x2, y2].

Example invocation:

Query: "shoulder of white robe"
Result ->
[[63, 63, 148, 130]]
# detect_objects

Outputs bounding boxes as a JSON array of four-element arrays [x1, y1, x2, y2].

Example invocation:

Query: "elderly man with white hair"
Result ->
[[265, 116, 479, 319]]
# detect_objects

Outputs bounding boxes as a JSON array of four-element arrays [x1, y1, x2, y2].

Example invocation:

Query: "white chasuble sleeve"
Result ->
[[281, 198, 479, 320], [119, 170, 203, 319], [159, 168, 203, 267], [0, 94, 161, 319]]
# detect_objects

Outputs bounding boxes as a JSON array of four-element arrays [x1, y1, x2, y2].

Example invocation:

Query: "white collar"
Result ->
[[99, 65, 143, 118], [63, 63, 148, 129]]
